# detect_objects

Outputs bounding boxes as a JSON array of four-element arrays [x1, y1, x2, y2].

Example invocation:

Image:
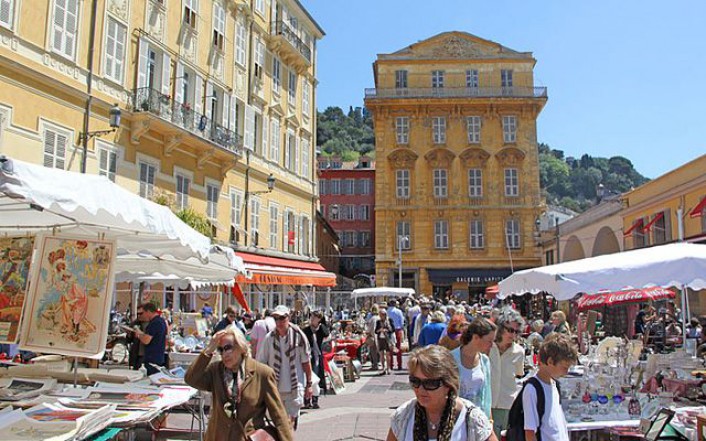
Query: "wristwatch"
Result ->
[[306, 381, 313, 387]]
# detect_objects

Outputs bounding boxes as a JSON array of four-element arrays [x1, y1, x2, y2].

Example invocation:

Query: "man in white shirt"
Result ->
[[250, 309, 275, 359], [490, 307, 525, 436]]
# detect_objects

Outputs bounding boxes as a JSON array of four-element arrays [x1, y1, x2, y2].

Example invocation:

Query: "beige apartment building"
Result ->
[[0, 0, 329, 311], [365, 31, 546, 299]]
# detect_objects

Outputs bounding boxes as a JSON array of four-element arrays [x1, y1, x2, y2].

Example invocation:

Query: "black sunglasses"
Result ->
[[217, 344, 235, 354], [409, 375, 444, 391], [274, 315, 289, 321]]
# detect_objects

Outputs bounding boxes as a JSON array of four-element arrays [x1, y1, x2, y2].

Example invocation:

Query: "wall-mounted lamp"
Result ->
[[79, 104, 121, 144], [246, 174, 276, 196]]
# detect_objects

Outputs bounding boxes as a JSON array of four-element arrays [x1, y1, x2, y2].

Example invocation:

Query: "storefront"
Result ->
[[426, 268, 516, 303]]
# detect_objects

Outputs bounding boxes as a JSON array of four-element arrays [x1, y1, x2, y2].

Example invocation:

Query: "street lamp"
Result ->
[[397, 235, 409, 288], [243, 172, 276, 246], [79, 104, 122, 172], [247, 173, 276, 196]]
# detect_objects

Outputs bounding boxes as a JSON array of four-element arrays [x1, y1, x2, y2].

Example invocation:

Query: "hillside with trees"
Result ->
[[317, 106, 649, 212]]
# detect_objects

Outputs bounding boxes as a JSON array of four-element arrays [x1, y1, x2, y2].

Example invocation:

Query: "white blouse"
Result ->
[[390, 398, 493, 441]]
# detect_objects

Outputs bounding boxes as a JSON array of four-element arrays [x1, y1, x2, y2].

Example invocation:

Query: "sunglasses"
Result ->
[[217, 344, 235, 354], [274, 315, 289, 321], [504, 326, 520, 334], [409, 375, 444, 391]]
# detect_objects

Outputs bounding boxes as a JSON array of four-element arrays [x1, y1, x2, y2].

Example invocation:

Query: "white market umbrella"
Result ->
[[351, 287, 415, 299], [0, 156, 210, 261], [498, 242, 706, 301]]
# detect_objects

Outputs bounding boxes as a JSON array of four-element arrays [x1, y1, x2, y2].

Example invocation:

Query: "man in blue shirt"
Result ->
[[134, 302, 167, 375], [387, 300, 405, 370]]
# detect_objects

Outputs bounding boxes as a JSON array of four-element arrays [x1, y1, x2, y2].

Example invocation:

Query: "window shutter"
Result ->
[[104, 19, 115, 78], [230, 94, 238, 132], [0, 0, 12, 28], [161, 53, 171, 96], [174, 62, 185, 104], [55, 132, 67, 170], [204, 82, 213, 119], [194, 74, 204, 115], [221, 93, 229, 128], [53, 0, 66, 53], [261, 115, 269, 159], [43, 130, 56, 168], [294, 136, 300, 175], [64, 0, 78, 59], [282, 211, 289, 250], [99, 149, 108, 173], [244, 105, 255, 150], [137, 37, 149, 88], [114, 22, 126, 82]]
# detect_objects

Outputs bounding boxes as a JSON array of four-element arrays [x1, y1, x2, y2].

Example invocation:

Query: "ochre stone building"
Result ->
[[365, 31, 546, 299]]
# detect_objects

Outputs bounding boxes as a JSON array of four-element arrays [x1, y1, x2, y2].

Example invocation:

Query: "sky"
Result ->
[[302, 0, 705, 180]]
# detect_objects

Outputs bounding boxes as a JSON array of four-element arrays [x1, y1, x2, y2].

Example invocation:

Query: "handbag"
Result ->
[[234, 415, 280, 441]]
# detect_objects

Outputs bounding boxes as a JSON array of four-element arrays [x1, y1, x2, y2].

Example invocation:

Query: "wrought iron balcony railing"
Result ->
[[271, 20, 311, 63], [365, 86, 547, 100], [133, 87, 242, 155]]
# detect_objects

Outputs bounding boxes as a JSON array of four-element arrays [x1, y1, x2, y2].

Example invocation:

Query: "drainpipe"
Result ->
[[81, 0, 99, 173], [555, 217, 560, 263]]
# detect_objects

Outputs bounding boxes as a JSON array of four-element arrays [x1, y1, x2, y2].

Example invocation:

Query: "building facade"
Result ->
[[318, 155, 376, 278], [0, 0, 328, 311], [364, 32, 546, 299]]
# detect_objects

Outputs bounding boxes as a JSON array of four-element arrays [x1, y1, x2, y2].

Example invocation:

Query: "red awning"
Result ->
[[690, 197, 706, 218], [231, 284, 250, 312], [235, 252, 336, 287], [577, 287, 675, 311], [623, 218, 644, 236], [642, 212, 664, 233], [235, 252, 327, 271]]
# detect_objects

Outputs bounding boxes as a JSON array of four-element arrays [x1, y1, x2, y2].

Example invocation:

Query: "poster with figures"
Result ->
[[0, 236, 34, 344], [19, 234, 116, 358]]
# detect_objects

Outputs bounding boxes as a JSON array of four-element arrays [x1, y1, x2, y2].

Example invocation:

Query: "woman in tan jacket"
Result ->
[[185, 325, 293, 441]]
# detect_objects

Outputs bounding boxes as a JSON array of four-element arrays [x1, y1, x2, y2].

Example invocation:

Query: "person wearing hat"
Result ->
[[256, 305, 312, 429]]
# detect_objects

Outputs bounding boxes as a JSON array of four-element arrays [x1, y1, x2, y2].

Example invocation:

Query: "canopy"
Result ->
[[115, 245, 244, 289], [498, 242, 706, 301], [351, 287, 415, 299], [576, 287, 676, 311], [0, 156, 210, 261]]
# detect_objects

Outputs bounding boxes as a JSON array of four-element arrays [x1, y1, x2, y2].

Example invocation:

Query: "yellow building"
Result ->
[[0, 0, 326, 311], [365, 32, 546, 298]]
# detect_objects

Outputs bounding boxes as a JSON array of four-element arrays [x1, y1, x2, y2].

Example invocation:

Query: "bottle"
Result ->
[[628, 388, 641, 418]]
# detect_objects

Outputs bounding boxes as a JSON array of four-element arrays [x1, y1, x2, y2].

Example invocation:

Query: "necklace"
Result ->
[[428, 418, 440, 431]]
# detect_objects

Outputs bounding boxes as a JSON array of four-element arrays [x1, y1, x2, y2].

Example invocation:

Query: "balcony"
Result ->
[[131, 87, 242, 163], [269, 21, 311, 69], [364, 86, 547, 100]]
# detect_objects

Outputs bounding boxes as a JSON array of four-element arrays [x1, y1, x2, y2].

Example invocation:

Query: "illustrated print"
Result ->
[[0, 236, 34, 343]]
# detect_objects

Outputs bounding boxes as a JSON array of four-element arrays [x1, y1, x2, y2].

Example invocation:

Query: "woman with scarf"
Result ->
[[303, 310, 330, 409], [387, 345, 496, 441], [185, 325, 293, 441]]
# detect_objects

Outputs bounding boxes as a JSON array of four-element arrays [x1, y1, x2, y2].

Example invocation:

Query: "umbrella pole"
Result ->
[[73, 357, 78, 388], [681, 284, 688, 347]]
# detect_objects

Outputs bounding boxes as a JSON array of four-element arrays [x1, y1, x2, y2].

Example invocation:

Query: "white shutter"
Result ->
[[137, 37, 149, 88], [244, 105, 254, 150], [114, 21, 126, 83], [294, 136, 300, 175], [284, 133, 290, 168], [161, 53, 171, 95], [229, 94, 237, 131], [222, 93, 230, 127], [174, 62, 185, 104], [43, 130, 56, 168], [0, 0, 13, 28], [52, 0, 66, 53], [64, 0, 78, 59], [55, 132, 67, 170], [283, 211, 289, 251], [99, 149, 107, 173], [261, 115, 269, 159], [104, 19, 115, 78], [194, 74, 204, 115], [204, 82, 213, 119]]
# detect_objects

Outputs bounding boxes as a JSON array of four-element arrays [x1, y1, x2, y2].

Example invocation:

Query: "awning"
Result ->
[[577, 287, 676, 311], [623, 218, 644, 236], [426, 268, 515, 285], [690, 196, 706, 218], [641, 212, 664, 233], [235, 252, 336, 287]]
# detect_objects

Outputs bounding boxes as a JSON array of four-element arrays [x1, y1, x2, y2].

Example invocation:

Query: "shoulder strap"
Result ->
[[527, 377, 545, 441]]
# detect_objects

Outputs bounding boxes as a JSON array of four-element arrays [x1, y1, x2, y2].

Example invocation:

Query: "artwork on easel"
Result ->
[[326, 359, 346, 394], [19, 234, 117, 358], [0, 236, 34, 344]]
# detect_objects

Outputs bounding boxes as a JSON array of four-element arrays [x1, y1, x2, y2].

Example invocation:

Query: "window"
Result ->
[[501, 69, 513, 94], [432, 70, 444, 88], [328, 206, 339, 221], [272, 58, 281, 94], [466, 116, 481, 143], [342, 179, 354, 195], [175, 173, 190, 210], [206, 183, 219, 219], [284, 210, 295, 252], [466, 69, 479, 89], [235, 19, 247, 66], [504, 168, 519, 196], [302, 80, 310, 116], [359, 231, 371, 247], [301, 216, 310, 255], [434, 220, 449, 249], [104, 17, 127, 84], [545, 250, 555, 265], [250, 197, 261, 241], [270, 118, 280, 162], [651, 212, 668, 245], [285, 132, 297, 172], [269, 203, 279, 248], [505, 219, 521, 249], [301, 139, 310, 179], [433, 169, 448, 198], [183, 0, 198, 30], [468, 168, 482, 197], [341, 204, 355, 221], [396, 116, 409, 144], [357, 178, 372, 195], [502, 115, 517, 143], [288, 71, 297, 105], [319, 179, 327, 195], [470, 219, 484, 249], [330, 179, 341, 195], [254, 37, 265, 82], [0, 0, 15, 29], [43, 127, 68, 170], [395, 70, 408, 88], [396, 221, 411, 250], [52, 0, 79, 60], [359, 205, 370, 221], [98, 148, 117, 182], [432, 116, 446, 144], [633, 219, 647, 248], [230, 189, 242, 227], [138, 161, 156, 198], [396, 170, 410, 199], [254, 0, 264, 14], [212, 3, 225, 51]]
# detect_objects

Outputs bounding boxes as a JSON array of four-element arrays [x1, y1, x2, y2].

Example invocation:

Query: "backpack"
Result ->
[[505, 377, 561, 441]]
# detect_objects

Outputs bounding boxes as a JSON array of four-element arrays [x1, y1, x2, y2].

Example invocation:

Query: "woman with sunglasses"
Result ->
[[185, 325, 293, 441], [451, 317, 496, 419], [387, 345, 496, 441], [489, 307, 526, 438]]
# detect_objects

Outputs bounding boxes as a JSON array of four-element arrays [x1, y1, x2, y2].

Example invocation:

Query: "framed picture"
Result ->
[[0, 236, 34, 343], [19, 234, 116, 358], [326, 359, 346, 394]]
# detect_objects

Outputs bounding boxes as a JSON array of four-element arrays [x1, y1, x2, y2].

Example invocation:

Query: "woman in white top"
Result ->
[[387, 345, 497, 441], [451, 317, 496, 419]]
